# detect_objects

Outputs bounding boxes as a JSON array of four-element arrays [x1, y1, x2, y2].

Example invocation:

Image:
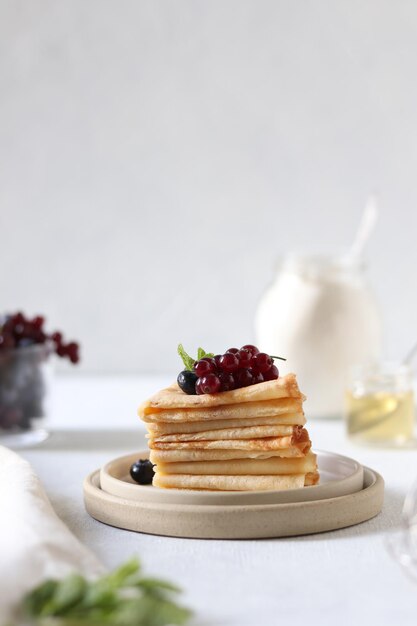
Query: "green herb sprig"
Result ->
[[19, 559, 192, 626], [177, 344, 214, 371]]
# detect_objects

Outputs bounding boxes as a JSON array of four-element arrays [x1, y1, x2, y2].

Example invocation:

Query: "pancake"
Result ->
[[142, 398, 304, 424], [150, 427, 309, 452], [146, 413, 306, 435], [156, 451, 317, 475], [153, 472, 307, 491], [148, 424, 297, 443], [150, 446, 310, 463], [139, 374, 303, 417]]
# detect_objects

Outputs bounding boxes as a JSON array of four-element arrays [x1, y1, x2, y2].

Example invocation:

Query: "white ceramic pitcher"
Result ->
[[255, 254, 382, 419]]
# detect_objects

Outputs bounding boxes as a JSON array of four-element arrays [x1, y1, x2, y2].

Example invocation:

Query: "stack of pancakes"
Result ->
[[139, 373, 318, 491]]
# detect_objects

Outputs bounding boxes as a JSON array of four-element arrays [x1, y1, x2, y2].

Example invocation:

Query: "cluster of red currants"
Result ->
[[177, 344, 279, 395], [0, 312, 80, 363]]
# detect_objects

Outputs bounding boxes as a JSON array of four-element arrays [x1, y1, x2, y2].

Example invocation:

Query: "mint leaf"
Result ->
[[137, 577, 181, 594], [178, 344, 214, 370], [22, 580, 59, 617], [104, 558, 141, 586], [177, 344, 196, 371], [40, 574, 87, 616], [197, 347, 214, 360], [19, 558, 192, 626]]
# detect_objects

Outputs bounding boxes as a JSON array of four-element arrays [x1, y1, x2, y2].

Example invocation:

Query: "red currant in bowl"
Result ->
[[0, 312, 81, 440]]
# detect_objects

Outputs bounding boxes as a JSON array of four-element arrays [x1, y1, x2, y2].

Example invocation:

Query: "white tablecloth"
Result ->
[[15, 375, 417, 626]]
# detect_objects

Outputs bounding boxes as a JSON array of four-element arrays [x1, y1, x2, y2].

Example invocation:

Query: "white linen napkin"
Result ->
[[0, 445, 105, 623]]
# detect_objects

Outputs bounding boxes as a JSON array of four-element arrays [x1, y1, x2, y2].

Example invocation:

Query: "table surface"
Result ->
[[16, 374, 417, 626]]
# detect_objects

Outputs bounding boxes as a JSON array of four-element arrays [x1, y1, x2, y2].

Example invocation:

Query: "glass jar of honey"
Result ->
[[345, 361, 415, 447]]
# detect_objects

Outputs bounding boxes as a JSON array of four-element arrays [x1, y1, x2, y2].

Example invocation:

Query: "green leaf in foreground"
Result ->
[[19, 559, 192, 626]]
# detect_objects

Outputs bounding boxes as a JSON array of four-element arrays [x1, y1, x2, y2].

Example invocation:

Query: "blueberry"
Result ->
[[130, 459, 155, 485], [177, 370, 198, 395]]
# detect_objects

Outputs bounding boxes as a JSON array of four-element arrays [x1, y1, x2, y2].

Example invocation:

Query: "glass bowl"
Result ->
[[386, 479, 417, 582], [0, 342, 53, 448]]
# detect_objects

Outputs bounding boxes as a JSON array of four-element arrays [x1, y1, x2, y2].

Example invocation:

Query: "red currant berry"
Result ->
[[57, 344, 67, 357], [34, 331, 46, 345], [226, 347, 239, 355], [12, 312, 25, 325], [252, 352, 273, 373], [52, 331, 63, 346], [2, 318, 14, 334], [218, 371, 235, 391], [263, 364, 279, 381], [67, 342, 79, 364], [251, 370, 264, 384], [196, 373, 221, 394], [218, 352, 239, 372], [237, 349, 252, 368], [194, 359, 216, 377], [32, 316, 44, 329], [241, 344, 260, 356], [214, 354, 223, 368], [234, 368, 253, 388]]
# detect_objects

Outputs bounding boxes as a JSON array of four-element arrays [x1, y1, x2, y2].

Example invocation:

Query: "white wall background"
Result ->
[[1, 0, 417, 373]]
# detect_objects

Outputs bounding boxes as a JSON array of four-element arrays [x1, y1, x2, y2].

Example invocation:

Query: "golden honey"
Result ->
[[346, 389, 414, 445], [346, 361, 416, 446]]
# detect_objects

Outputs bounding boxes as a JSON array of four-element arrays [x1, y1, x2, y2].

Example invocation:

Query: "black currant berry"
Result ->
[[177, 369, 198, 395], [130, 459, 155, 485]]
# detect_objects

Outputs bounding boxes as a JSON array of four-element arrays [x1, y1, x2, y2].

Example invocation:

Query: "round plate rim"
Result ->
[[99, 449, 364, 506], [83, 466, 384, 538]]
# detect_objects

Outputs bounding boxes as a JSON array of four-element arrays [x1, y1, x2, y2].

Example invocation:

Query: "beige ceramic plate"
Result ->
[[84, 465, 384, 539], [99, 450, 364, 506]]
